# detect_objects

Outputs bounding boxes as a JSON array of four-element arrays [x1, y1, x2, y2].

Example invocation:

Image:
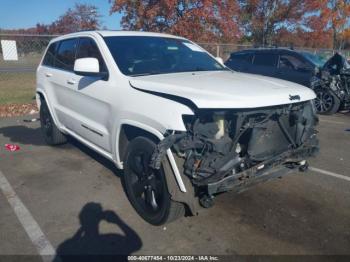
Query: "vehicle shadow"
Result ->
[[53, 202, 142, 262], [66, 137, 124, 178], [0, 125, 46, 146], [0, 124, 123, 176]]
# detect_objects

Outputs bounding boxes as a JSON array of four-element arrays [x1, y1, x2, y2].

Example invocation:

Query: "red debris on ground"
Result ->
[[5, 144, 21, 152]]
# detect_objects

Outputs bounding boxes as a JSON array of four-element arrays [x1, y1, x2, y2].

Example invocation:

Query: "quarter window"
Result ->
[[253, 53, 278, 67], [225, 53, 252, 68], [55, 38, 78, 71], [76, 38, 107, 72], [231, 53, 253, 63], [42, 42, 58, 67]]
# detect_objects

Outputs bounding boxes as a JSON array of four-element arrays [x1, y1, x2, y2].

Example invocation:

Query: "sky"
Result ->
[[0, 0, 122, 30]]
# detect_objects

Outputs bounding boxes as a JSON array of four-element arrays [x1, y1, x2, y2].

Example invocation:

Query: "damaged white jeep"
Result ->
[[37, 31, 319, 225]]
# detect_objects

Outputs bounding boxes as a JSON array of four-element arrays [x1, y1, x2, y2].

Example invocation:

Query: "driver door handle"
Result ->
[[67, 79, 77, 85]]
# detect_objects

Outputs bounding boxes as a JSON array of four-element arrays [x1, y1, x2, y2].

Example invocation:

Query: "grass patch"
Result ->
[[0, 72, 36, 105], [0, 54, 42, 69]]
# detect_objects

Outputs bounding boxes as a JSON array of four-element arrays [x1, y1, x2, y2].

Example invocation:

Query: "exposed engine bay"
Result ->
[[150, 101, 319, 201]]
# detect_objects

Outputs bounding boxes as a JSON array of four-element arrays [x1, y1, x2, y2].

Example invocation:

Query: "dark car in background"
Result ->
[[225, 48, 350, 114], [225, 48, 322, 87]]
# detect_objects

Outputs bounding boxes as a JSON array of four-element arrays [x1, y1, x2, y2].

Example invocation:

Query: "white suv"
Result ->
[[37, 31, 319, 225]]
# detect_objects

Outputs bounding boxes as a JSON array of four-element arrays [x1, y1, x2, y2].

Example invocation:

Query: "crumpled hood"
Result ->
[[129, 71, 316, 109], [322, 52, 350, 74]]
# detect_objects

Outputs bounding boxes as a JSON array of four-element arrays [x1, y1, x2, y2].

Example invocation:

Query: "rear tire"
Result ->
[[123, 136, 184, 225], [314, 88, 340, 115], [40, 99, 67, 145]]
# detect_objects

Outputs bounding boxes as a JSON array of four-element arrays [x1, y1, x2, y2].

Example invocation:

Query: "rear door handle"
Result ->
[[45, 73, 53, 77], [67, 79, 77, 85]]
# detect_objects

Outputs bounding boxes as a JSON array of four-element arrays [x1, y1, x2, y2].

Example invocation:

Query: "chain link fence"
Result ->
[[1, 33, 349, 105], [0, 34, 58, 71], [199, 43, 350, 61], [0, 34, 57, 105], [199, 43, 253, 60]]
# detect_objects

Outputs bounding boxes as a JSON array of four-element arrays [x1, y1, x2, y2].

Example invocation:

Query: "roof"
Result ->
[[97, 30, 184, 39], [232, 47, 300, 54], [51, 30, 185, 42]]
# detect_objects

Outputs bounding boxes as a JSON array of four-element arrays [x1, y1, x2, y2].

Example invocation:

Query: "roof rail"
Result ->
[[74, 29, 98, 33]]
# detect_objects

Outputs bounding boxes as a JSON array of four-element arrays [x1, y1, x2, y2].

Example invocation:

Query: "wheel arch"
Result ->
[[117, 123, 160, 166], [116, 120, 187, 193], [36, 90, 62, 129]]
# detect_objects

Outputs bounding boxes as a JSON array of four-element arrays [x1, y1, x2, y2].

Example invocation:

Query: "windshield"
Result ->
[[300, 52, 327, 68], [104, 36, 227, 76]]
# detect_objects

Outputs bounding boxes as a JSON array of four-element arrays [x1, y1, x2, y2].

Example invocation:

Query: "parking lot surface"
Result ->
[[0, 113, 349, 258]]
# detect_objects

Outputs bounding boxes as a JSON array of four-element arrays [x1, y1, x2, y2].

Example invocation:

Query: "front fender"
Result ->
[[115, 119, 187, 193], [36, 89, 65, 132]]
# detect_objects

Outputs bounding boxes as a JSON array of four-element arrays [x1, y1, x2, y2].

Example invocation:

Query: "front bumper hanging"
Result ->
[[206, 143, 319, 195]]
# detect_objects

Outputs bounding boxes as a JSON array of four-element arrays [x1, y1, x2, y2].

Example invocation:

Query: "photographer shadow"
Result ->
[[54, 202, 142, 261]]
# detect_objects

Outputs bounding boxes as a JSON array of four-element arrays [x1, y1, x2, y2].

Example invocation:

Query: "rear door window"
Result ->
[[55, 38, 78, 71], [76, 37, 107, 72], [279, 54, 310, 71], [42, 42, 58, 67], [253, 53, 278, 67]]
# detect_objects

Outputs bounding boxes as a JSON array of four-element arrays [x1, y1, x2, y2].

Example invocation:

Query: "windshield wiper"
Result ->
[[130, 72, 161, 77], [130, 67, 228, 77], [175, 67, 229, 73]]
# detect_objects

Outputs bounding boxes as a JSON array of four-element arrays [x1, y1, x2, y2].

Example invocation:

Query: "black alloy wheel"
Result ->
[[123, 136, 184, 225], [314, 89, 340, 115]]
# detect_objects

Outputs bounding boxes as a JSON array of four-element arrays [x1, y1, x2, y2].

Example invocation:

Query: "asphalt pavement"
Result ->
[[0, 113, 349, 259]]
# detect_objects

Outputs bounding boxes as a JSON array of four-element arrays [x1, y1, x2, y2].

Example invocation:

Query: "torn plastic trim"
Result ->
[[166, 149, 187, 193], [150, 132, 187, 170]]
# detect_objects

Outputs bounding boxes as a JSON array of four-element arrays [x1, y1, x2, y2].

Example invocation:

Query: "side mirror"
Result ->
[[74, 58, 107, 78], [216, 57, 224, 65]]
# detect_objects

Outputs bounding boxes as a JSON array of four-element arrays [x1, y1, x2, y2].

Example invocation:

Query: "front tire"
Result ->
[[40, 99, 67, 145], [314, 88, 340, 115], [123, 136, 184, 225]]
